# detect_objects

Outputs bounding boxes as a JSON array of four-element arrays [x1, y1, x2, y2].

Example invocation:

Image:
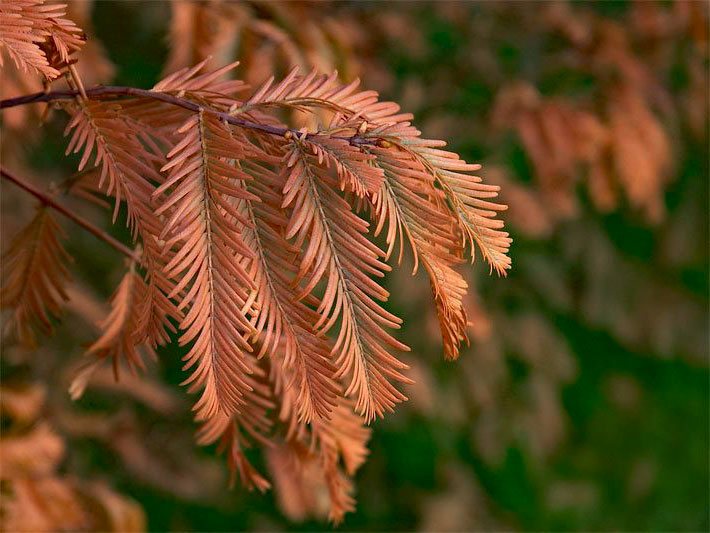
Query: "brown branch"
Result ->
[[1, 167, 141, 263], [0, 86, 375, 147]]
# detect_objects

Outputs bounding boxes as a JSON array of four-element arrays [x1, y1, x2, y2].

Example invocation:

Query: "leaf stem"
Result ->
[[0, 167, 140, 263]]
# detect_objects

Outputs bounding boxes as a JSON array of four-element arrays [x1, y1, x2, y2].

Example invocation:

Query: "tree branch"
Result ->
[[1, 167, 141, 263], [0, 86, 376, 147]]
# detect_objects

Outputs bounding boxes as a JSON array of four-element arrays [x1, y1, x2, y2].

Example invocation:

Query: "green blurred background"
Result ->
[[2, 1, 708, 531]]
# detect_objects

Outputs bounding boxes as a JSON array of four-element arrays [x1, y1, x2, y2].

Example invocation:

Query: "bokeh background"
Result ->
[[1, 1, 708, 531]]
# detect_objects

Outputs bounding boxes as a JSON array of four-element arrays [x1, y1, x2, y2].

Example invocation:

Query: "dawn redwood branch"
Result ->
[[0, 86, 376, 147], [1, 167, 141, 263]]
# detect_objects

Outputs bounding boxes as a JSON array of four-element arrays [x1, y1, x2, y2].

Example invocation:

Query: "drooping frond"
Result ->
[[69, 267, 155, 401], [374, 122, 512, 275], [1, 206, 71, 347], [154, 109, 260, 420], [282, 141, 411, 422], [427, 156, 511, 274], [64, 101, 161, 227], [0, 0, 84, 80], [63, 99, 178, 348], [370, 125, 509, 356], [369, 144, 470, 360], [425, 260, 470, 359], [238, 156, 340, 424]]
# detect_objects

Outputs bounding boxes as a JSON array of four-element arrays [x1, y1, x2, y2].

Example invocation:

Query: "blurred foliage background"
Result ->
[[1, 1, 708, 531]]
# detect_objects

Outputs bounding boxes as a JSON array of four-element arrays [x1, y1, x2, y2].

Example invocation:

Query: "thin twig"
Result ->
[[0, 86, 377, 147], [1, 168, 141, 263]]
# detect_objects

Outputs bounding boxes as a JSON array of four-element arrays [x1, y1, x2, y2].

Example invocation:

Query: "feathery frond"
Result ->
[[238, 156, 340, 424], [154, 109, 260, 420], [282, 141, 411, 422], [376, 123, 512, 275], [0, 0, 84, 80], [369, 144, 470, 360], [1, 206, 71, 347], [69, 267, 154, 401]]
